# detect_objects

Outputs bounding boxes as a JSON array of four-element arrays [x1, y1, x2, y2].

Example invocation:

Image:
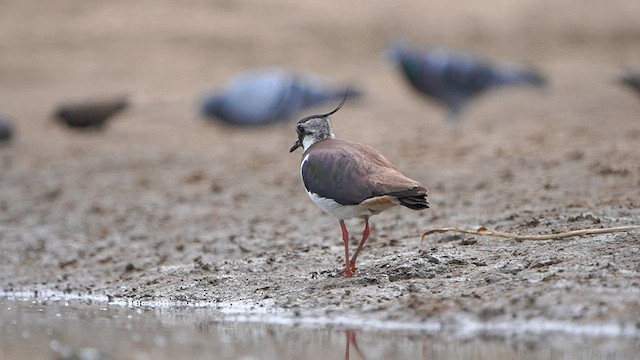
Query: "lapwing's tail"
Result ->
[[398, 195, 429, 210], [390, 187, 429, 210]]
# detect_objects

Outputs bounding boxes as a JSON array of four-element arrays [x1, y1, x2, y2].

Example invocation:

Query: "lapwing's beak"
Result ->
[[289, 139, 302, 153]]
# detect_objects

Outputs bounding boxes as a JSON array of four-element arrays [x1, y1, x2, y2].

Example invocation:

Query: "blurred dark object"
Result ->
[[620, 73, 640, 96], [0, 117, 14, 144], [387, 40, 547, 120], [54, 95, 129, 130], [200, 68, 362, 126]]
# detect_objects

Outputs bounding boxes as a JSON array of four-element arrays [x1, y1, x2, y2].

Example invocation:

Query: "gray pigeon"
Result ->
[[200, 69, 362, 126], [387, 41, 546, 120], [54, 95, 129, 130], [0, 117, 13, 144], [620, 73, 640, 96]]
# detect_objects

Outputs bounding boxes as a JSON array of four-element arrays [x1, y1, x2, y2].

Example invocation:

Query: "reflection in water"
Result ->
[[1, 298, 639, 360], [345, 329, 365, 360]]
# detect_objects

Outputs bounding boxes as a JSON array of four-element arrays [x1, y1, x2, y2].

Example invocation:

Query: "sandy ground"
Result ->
[[1, 0, 639, 339]]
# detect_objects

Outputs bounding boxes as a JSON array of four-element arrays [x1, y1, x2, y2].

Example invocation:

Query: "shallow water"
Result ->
[[1, 297, 638, 360]]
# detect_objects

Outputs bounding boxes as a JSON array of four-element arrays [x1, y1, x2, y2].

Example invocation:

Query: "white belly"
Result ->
[[300, 153, 399, 220], [307, 191, 372, 220]]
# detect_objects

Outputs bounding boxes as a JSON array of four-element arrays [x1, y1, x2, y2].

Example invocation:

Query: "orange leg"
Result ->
[[348, 216, 370, 273], [339, 220, 353, 278]]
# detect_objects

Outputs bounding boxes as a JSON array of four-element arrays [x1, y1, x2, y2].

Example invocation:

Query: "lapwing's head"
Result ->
[[289, 92, 347, 153]]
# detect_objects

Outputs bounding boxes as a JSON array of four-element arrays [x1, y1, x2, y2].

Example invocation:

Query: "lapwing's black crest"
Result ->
[[290, 93, 429, 278], [289, 90, 347, 153]]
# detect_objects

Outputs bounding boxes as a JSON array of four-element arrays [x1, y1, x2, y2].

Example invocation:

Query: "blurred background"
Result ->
[[1, 0, 638, 118]]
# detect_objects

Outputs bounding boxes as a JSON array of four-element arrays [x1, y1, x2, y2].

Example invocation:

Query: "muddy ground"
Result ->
[[1, 0, 639, 338]]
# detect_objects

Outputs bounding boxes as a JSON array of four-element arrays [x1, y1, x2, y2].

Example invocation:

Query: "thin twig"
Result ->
[[421, 225, 640, 241]]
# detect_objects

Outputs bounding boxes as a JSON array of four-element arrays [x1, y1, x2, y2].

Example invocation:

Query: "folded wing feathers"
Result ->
[[305, 139, 429, 209], [365, 153, 429, 210]]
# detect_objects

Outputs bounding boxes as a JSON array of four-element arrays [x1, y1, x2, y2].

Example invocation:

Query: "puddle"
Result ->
[[1, 295, 639, 359]]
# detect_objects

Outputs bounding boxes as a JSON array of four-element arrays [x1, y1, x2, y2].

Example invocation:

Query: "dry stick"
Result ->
[[421, 225, 640, 241]]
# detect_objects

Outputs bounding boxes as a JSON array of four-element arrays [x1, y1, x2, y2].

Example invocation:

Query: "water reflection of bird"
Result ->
[[344, 330, 365, 360], [200, 69, 362, 126], [0, 117, 14, 144], [387, 41, 547, 120], [54, 96, 129, 130], [620, 73, 640, 96]]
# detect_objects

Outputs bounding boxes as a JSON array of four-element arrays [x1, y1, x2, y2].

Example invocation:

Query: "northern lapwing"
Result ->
[[290, 94, 429, 278]]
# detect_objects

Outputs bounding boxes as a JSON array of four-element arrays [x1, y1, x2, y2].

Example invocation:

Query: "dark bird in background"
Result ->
[[200, 68, 362, 126], [620, 73, 640, 96], [0, 117, 14, 144], [290, 93, 429, 278], [54, 95, 129, 130], [387, 41, 547, 120]]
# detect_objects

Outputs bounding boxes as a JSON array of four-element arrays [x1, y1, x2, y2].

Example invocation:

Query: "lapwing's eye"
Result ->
[[296, 123, 304, 132]]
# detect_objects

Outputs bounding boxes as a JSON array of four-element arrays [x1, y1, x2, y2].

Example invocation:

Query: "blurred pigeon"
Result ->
[[387, 41, 546, 120], [200, 69, 362, 126], [0, 117, 13, 144], [620, 73, 640, 96], [54, 95, 129, 130]]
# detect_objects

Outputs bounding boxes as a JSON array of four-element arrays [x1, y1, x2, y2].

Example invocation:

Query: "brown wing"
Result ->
[[302, 139, 427, 206]]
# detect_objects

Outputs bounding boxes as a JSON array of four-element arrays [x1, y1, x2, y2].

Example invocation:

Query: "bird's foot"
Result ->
[[338, 262, 357, 278], [339, 267, 353, 278]]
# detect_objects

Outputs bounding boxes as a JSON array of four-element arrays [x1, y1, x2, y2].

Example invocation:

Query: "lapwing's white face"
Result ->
[[289, 93, 346, 153], [289, 116, 335, 153]]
